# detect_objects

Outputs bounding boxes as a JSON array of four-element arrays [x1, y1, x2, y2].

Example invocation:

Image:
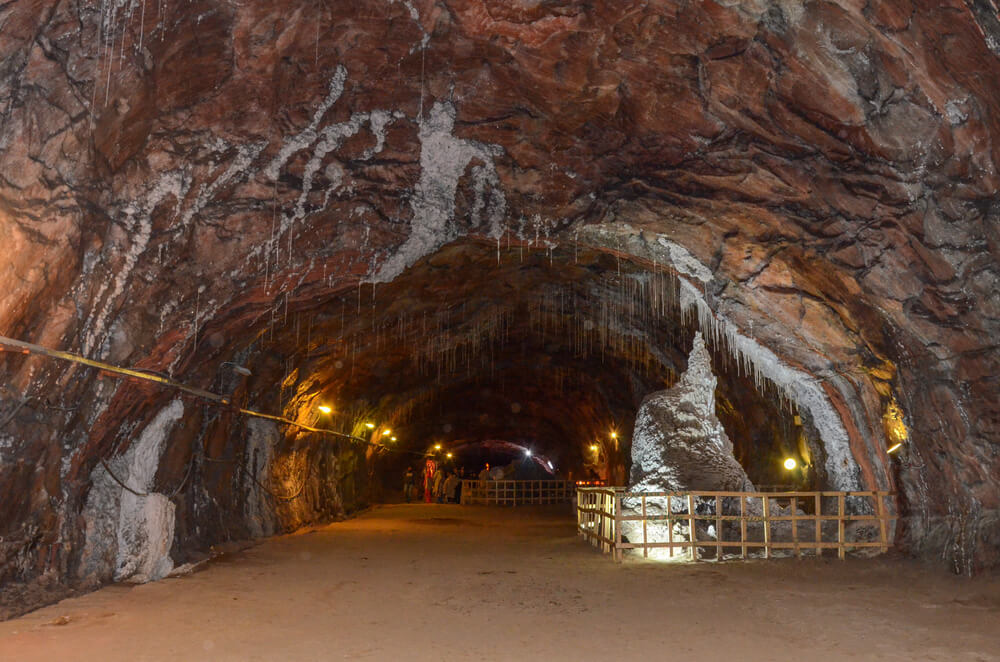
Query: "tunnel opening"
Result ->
[[242, 237, 831, 508]]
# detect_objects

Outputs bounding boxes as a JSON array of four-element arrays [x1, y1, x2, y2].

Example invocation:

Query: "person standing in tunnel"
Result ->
[[403, 466, 415, 503], [432, 465, 445, 503], [444, 471, 459, 503], [423, 458, 436, 503]]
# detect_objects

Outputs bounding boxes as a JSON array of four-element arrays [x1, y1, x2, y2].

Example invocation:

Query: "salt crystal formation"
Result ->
[[629, 332, 754, 494], [622, 332, 752, 559], [80, 400, 185, 584]]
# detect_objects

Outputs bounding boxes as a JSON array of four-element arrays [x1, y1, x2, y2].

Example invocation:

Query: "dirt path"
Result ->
[[0, 504, 997, 661]]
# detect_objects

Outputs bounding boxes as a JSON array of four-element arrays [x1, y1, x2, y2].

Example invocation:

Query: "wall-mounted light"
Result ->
[[383, 429, 392, 436], [610, 431, 617, 439], [446, 452, 453, 459], [318, 405, 332, 414], [434, 443, 442, 451], [589, 444, 599, 452], [783, 457, 797, 470], [365, 422, 375, 429], [390, 436, 397, 442]]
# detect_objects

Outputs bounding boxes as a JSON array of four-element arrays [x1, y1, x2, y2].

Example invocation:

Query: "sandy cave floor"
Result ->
[[0, 504, 997, 662]]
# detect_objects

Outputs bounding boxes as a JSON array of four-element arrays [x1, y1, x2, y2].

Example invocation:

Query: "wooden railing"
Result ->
[[576, 488, 895, 562], [461, 480, 575, 506]]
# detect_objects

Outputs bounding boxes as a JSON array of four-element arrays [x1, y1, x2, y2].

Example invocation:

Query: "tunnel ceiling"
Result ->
[[0, 0, 998, 586]]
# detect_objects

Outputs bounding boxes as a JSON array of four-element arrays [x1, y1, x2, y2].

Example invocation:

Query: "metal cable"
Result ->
[[99, 458, 151, 497], [167, 455, 197, 499], [250, 461, 313, 501], [0, 397, 29, 431]]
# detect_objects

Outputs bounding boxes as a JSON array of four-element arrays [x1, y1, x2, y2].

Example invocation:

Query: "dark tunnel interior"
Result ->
[[222, 239, 820, 500]]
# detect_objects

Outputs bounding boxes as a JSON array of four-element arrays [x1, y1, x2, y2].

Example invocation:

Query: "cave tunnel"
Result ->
[[250, 238, 826, 495], [1, 0, 999, 659]]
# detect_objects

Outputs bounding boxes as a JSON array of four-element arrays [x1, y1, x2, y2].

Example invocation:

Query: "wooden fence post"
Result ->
[[814, 493, 822, 558], [876, 492, 888, 553], [668, 495, 674, 559], [762, 495, 770, 560], [687, 494, 697, 562], [837, 493, 846, 560], [642, 495, 648, 559], [715, 495, 722, 561], [576, 489, 582, 535], [792, 496, 800, 559], [740, 495, 747, 560], [614, 491, 623, 563]]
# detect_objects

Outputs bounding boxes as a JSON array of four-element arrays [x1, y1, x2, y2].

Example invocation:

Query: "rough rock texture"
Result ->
[[630, 332, 754, 494], [623, 331, 755, 560], [0, 0, 998, 606], [79, 399, 184, 585]]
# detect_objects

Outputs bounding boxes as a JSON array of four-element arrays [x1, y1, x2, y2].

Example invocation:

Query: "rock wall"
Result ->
[[0, 0, 997, 601]]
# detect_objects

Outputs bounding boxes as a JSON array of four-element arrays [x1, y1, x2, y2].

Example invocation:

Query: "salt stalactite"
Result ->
[[674, 275, 860, 489], [610, 231, 864, 491]]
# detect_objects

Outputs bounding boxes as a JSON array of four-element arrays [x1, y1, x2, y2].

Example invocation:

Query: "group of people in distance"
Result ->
[[403, 459, 463, 504]]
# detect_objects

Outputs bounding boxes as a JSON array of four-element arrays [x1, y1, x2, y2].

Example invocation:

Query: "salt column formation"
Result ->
[[628, 332, 754, 495], [621, 332, 752, 559]]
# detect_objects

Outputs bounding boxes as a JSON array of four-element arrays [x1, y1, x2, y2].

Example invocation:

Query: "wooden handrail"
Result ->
[[460, 479, 575, 506], [576, 487, 896, 563]]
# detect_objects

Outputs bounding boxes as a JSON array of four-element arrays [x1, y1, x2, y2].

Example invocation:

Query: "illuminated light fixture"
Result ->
[[887, 443, 903, 454], [434, 443, 442, 451], [610, 431, 617, 439], [390, 436, 397, 442], [525, 449, 532, 457], [446, 452, 453, 459], [318, 405, 332, 414], [783, 457, 797, 470], [382, 429, 391, 436], [590, 444, 599, 452], [365, 422, 375, 429]]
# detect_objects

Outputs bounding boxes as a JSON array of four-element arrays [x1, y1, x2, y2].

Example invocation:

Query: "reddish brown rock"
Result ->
[[0, 0, 998, 612]]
